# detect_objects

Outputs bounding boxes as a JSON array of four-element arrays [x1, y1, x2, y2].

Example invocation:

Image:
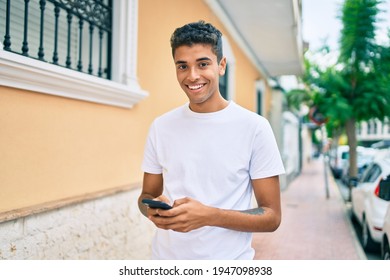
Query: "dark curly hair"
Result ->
[[170, 20, 223, 62]]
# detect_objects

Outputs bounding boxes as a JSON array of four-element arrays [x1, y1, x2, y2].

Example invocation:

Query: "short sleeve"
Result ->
[[141, 122, 163, 174], [249, 119, 285, 179]]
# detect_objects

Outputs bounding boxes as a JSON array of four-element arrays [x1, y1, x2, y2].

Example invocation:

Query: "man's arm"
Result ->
[[235, 175, 282, 232], [138, 172, 164, 217], [150, 175, 282, 233]]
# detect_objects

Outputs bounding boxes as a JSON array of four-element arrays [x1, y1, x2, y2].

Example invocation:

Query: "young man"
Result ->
[[138, 21, 285, 260]]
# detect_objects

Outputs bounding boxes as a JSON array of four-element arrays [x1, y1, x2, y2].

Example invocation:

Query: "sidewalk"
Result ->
[[252, 158, 366, 260]]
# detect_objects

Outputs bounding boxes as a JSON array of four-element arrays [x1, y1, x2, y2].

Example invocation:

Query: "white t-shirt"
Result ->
[[142, 101, 285, 259]]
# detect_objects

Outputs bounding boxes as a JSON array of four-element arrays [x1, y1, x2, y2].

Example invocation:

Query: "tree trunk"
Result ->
[[345, 118, 358, 201]]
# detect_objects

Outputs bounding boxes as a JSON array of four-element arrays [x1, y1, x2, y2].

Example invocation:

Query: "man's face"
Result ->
[[173, 44, 226, 112]]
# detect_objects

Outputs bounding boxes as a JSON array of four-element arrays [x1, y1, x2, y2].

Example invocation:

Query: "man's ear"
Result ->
[[219, 57, 227, 76]]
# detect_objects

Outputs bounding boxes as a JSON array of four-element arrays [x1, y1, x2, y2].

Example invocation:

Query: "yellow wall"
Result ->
[[0, 86, 147, 212], [232, 46, 261, 111], [0, 0, 264, 214]]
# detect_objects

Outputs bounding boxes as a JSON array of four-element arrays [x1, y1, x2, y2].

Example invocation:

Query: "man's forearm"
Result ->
[[241, 208, 265, 215], [208, 207, 280, 232]]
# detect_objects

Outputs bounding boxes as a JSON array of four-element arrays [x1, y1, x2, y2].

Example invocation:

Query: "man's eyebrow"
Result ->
[[175, 57, 212, 65], [175, 60, 187, 65], [196, 57, 212, 62]]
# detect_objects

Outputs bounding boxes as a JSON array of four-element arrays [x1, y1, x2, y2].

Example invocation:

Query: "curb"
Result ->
[[327, 165, 367, 260]]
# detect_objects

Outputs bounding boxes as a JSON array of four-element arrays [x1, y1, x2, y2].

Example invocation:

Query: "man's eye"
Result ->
[[199, 62, 209, 67], [178, 65, 187, 70]]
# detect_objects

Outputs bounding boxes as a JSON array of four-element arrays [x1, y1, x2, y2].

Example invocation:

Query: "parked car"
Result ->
[[382, 205, 390, 260], [351, 149, 390, 252], [341, 147, 377, 185], [329, 145, 349, 179]]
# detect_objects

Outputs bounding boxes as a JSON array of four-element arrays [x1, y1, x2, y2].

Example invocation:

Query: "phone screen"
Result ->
[[142, 199, 172, 209]]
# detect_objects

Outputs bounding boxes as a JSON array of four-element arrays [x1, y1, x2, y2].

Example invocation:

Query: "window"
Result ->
[[218, 36, 235, 101], [255, 80, 265, 116], [1, 0, 112, 79], [341, 152, 349, 160], [378, 175, 390, 201], [256, 88, 263, 116], [361, 164, 382, 183], [219, 64, 228, 99], [0, 0, 147, 108]]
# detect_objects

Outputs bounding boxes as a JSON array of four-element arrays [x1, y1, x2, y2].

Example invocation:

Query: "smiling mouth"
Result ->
[[187, 84, 205, 90]]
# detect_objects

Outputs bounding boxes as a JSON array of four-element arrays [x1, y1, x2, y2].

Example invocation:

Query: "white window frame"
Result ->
[[0, 0, 147, 108], [255, 79, 266, 115], [221, 36, 235, 101]]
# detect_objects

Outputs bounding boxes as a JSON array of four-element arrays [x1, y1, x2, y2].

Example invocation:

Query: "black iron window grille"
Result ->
[[1, 0, 112, 80]]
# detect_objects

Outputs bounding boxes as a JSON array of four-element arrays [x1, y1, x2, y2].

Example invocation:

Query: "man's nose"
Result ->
[[187, 67, 200, 81]]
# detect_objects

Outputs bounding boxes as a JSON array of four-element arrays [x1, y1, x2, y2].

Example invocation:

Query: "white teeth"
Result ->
[[188, 84, 204, 90]]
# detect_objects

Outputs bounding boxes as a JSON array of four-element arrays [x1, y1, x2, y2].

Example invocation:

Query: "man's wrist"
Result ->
[[207, 207, 224, 227]]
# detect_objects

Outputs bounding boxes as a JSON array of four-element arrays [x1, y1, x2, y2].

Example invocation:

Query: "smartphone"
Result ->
[[141, 198, 172, 210]]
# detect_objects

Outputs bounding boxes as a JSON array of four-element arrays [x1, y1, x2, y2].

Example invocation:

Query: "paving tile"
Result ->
[[252, 158, 365, 260]]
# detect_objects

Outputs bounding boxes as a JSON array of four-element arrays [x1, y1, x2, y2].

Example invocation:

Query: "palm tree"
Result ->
[[338, 0, 390, 196], [286, 49, 351, 155]]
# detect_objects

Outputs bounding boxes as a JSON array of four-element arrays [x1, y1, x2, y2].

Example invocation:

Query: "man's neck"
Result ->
[[189, 97, 229, 113]]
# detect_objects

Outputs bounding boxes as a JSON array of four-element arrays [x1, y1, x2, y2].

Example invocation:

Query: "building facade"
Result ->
[[0, 0, 303, 259]]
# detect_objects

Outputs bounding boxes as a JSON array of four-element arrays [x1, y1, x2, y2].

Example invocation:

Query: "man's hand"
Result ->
[[144, 195, 171, 217], [145, 175, 281, 233], [148, 197, 215, 233]]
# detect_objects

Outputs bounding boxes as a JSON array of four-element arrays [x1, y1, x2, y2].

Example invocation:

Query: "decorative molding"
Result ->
[[0, 182, 141, 224], [0, 50, 148, 108]]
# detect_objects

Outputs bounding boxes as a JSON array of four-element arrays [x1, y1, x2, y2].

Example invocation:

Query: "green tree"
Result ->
[[338, 0, 390, 195], [286, 50, 349, 148], [287, 0, 390, 199]]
